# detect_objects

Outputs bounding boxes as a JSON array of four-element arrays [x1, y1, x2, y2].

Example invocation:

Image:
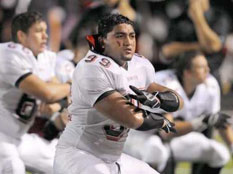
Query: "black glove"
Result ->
[[42, 121, 60, 141], [150, 113, 177, 133], [203, 112, 231, 129], [137, 110, 176, 133], [128, 85, 164, 113], [129, 85, 180, 113]]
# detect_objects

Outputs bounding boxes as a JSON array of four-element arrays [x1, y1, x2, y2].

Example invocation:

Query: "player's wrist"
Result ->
[[190, 115, 207, 132], [66, 81, 72, 89]]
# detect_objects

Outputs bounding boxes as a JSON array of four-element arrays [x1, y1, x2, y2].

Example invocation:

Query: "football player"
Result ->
[[53, 14, 183, 174], [124, 50, 233, 174], [159, 51, 233, 174], [0, 11, 70, 173]]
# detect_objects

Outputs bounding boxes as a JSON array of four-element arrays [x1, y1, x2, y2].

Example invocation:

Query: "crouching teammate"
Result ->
[[53, 14, 183, 174]]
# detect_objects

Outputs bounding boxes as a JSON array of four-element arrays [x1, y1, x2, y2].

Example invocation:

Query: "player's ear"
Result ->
[[17, 30, 27, 44]]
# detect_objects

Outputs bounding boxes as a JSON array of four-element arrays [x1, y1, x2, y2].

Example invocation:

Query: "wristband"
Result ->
[[190, 115, 207, 132]]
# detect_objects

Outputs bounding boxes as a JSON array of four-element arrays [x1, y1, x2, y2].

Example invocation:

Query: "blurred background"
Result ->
[[0, 0, 232, 173]]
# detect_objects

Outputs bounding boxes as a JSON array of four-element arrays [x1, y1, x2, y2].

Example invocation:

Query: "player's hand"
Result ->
[[161, 117, 177, 133], [128, 85, 164, 114], [39, 102, 61, 117], [144, 112, 176, 134], [203, 112, 231, 129]]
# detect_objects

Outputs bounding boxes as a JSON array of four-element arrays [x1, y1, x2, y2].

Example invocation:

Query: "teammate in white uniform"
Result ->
[[0, 11, 70, 174], [53, 14, 184, 174], [124, 50, 233, 174]]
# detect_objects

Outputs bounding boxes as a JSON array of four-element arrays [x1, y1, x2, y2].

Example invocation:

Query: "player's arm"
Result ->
[[50, 76, 61, 83], [161, 42, 200, 60], [219, 125, 233, 155], [160, 113, 196, 140], [94, 91, 144, 129], [94, 91, 173, 132], [188, 0, 222, 53], [160, 0, 222, 61], [171, 120, 193, 136], [18, 73, 70, 103]]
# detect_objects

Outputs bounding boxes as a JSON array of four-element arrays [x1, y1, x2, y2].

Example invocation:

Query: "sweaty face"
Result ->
[[22, 21, 48, 56], [103, 23, 136, 66], [190, 55, 210, 84]]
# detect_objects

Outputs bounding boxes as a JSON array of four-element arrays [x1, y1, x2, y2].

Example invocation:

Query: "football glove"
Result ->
[[128, 85, 165, 114], [203, 112, 231, 129], [137, 111, 176, 133], [149, 113, 177, 133], [129, 85, 180, 113], [190, 112, 231, 132], [162, 117, 177, 133]]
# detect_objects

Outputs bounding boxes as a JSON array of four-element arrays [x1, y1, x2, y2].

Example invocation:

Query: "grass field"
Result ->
[[175, 160, 233, 174]]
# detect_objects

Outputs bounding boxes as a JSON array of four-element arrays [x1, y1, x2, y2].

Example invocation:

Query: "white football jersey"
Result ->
[[0, 42, 56, 138], [55, 49, 75, 83], [154, 70, 220, 121], [58, 50, 156, 163]]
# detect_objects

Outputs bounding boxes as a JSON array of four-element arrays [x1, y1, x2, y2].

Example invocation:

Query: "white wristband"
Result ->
[[190, 115, 207, 132]]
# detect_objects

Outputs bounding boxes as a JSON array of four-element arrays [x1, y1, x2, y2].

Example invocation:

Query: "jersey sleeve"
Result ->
[[154, 71, 168, 86], [144, 59, 156, 87], [76, 63, 114, 106], [0, 51, 32, 87]]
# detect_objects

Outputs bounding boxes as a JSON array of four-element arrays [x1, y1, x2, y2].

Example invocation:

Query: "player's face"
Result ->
[[190, 55, 210, 84], [103, 23, 136, 66], [21, 21, 48, 56]]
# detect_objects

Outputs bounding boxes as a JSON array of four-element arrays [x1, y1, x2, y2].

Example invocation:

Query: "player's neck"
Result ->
[[183, 76, 196, 98], [103, 53, 128, 70], [114, 59, 128, 70]]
